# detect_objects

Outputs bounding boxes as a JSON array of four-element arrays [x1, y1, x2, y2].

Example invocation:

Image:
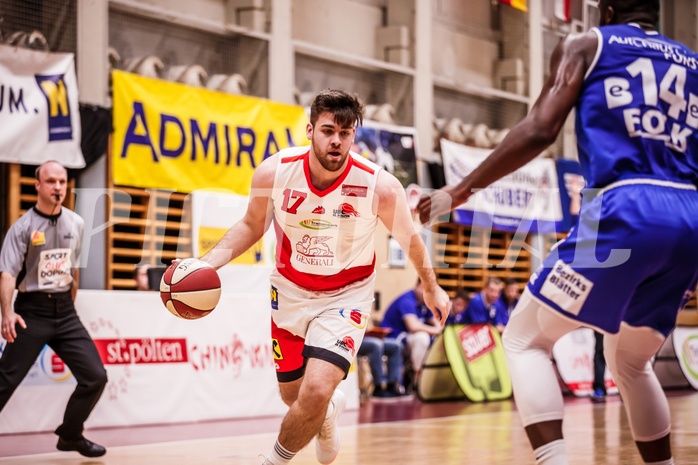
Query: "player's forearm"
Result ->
[[402, 234, 439, 292], [201, 221, 264, 270]]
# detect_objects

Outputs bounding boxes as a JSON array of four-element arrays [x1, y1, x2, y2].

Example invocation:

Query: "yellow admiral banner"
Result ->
[[112, 71, 308, 194], [197, 225, 263, 265]]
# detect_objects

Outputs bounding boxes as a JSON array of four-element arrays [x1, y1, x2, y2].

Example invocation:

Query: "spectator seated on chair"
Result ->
[[497, 278, 520, 318], [466, 277, 508, 333], [446, 289, 471, 325], [357, 327, 405, 398], [380, 279, 442, 389], [133, 264, 151, 291]]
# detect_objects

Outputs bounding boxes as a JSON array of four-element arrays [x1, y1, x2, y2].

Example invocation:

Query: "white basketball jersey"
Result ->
[[271, 146, 382, 291]]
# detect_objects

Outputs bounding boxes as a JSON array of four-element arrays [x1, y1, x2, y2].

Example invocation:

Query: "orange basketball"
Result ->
[[159, 258, 221, 319]]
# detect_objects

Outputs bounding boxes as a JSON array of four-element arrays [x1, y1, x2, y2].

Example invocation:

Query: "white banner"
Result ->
[[0, 44, 85, 168], [440, 139, 562, 233], [671, 326, 698, 390], [552, 328, 618, 397], [0, 288, 359, 434]]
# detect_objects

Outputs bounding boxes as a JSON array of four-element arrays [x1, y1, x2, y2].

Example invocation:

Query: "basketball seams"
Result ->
[[167, 259, 218, 285], [166, 299, 212, 319], [159, 258, 222, 320], [170, 288, 222, 311], [168, 268, 221, 292]]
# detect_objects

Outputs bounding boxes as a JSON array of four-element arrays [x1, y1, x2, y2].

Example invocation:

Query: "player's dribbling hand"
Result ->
[[424, 286, 452, 327]]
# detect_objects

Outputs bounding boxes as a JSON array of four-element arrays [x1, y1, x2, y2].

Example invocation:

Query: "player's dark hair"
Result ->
[[607, 0, 659, 24], [454, 288, 471, 303], [309, 89, 364, 129], [503, 278, 518, 287]]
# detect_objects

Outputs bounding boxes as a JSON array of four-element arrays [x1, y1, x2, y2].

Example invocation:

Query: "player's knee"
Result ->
[[296, 383, 334, 415], [605, 328, 664, 381], [300, 377, 335, 404], [279, 388, 295, 406], [605, 350, 649, 385]]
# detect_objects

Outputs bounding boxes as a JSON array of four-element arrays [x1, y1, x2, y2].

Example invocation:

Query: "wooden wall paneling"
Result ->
[[108, 187, 148, 289], [106, 186, 192, 290], [8, 164, 21, 225], [433, 222, 532, 297]]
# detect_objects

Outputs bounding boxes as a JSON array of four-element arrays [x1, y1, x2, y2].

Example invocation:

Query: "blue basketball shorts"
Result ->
[[527, 179, 698, 336]]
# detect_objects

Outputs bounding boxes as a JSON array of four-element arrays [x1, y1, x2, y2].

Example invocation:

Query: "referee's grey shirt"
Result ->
[[0, 207, 84, 293]]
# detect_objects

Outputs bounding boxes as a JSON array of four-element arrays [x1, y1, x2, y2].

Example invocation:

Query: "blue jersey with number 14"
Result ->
[[576, 24, 698, 188]]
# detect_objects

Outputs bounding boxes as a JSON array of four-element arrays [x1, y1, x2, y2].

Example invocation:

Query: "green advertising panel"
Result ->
[[418, 324, 512, 403]]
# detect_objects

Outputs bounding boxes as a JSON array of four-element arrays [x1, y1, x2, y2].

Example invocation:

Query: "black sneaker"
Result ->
[[373, 386, 397, 398], [386, 383, 407, 397], [57, 436, 107, 457]]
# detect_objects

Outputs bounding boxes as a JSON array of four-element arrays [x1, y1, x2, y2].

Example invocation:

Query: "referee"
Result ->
[[0, 160, 107, 457]]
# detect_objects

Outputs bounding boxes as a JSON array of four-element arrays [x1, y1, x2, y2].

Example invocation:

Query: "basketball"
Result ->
[[159, 258, 221, 320]]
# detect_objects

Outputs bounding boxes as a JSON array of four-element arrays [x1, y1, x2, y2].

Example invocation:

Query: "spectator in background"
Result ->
[[498, 278, 521, 317], [446, 289, 471, 325], [380, 279, 442, 387], [133, 264, 150, 291], [357, 332, 405, 398], [466, 277, 508, 332], [133, 264, 166, 291]]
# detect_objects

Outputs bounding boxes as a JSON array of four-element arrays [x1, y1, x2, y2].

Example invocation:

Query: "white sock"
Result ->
[[646, 459, 674, 465], [265, 440, 296, 465], [534, 439, 567, 465]]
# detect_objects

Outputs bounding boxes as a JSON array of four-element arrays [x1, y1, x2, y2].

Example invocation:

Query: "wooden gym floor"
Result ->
[[1, 390, 697, 464]]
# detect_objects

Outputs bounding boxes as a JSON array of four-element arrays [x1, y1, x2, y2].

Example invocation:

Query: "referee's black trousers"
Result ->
[[0, 292, 107, 439]]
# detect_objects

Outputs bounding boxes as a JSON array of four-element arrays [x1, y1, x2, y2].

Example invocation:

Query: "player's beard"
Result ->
[[312, 140, 349, 172]]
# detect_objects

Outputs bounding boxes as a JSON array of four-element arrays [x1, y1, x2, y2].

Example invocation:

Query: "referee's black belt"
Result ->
[[16, 291, 72, 302]]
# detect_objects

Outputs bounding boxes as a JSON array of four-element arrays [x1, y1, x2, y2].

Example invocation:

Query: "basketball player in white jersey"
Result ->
[[202, 89, 451, 465]]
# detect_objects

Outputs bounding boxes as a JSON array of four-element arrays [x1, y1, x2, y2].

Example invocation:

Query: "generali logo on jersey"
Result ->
[[93, 338, 188, 364]]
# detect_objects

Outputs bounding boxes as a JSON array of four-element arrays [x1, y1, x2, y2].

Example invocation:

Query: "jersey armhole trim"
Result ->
[[585, 28, 603, 81]]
